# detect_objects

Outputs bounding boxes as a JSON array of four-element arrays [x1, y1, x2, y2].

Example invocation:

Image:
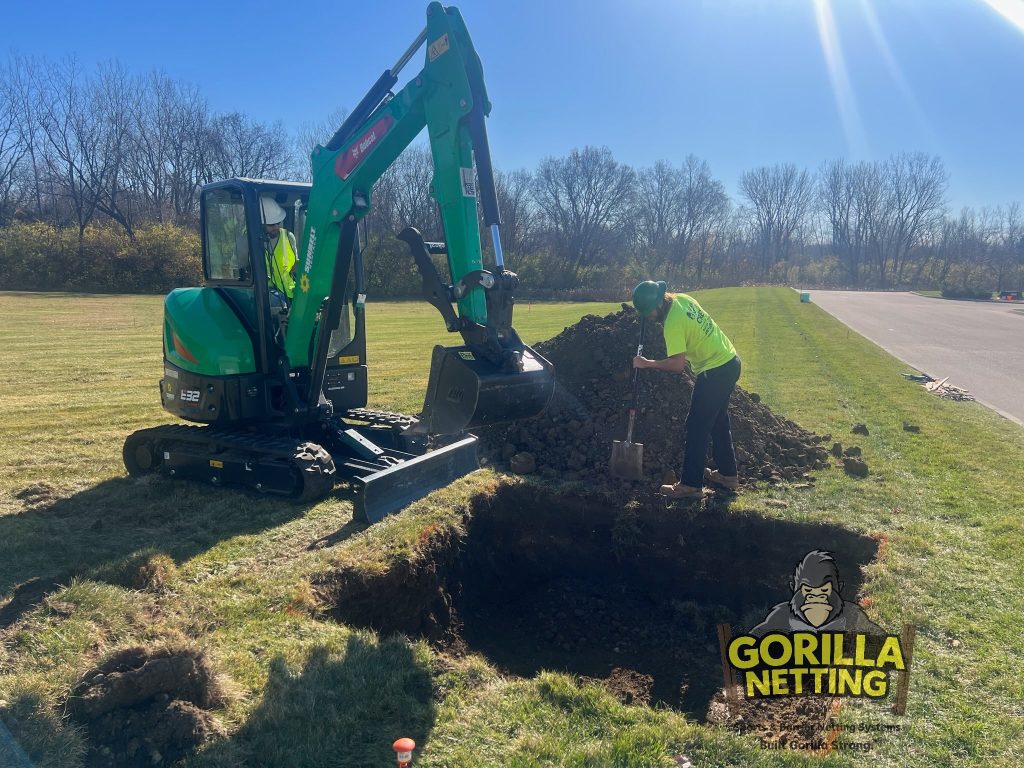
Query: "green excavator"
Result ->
[[122, 2, 554, 523]]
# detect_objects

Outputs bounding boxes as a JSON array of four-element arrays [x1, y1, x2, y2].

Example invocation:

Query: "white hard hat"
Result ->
[[261, 195, 286, 225]]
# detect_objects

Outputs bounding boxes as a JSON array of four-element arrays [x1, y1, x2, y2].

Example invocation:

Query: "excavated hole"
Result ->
[[322, 483, 879, 726]]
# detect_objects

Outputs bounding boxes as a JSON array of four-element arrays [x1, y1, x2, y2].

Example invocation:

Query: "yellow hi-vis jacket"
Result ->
[[267, 230, 296, 299]]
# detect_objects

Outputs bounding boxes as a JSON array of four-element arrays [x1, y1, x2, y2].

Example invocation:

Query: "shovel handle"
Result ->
[[626, 319, 646, 443], [630, 318, 646, 406]]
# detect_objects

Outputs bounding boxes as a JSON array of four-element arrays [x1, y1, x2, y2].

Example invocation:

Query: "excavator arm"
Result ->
[[286, 2, 553, 434]]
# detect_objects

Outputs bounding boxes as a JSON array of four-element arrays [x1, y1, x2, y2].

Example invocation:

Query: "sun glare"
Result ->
[[813, 0, 867, 155], [982, 0, 1024, 32]]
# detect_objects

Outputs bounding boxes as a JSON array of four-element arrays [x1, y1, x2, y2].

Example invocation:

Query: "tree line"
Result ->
[[0, 56, 1020, 296]]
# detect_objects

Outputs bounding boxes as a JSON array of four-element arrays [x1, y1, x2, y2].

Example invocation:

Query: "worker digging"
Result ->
[[480, 307, 833, 490], [630, 280, 741, 499]]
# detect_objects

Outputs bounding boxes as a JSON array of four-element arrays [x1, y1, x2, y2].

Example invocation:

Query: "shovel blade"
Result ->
[[609, 439, 644, 481]]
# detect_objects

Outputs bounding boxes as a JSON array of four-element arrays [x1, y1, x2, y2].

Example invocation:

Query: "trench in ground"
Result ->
[[325, 483, 880, 721]]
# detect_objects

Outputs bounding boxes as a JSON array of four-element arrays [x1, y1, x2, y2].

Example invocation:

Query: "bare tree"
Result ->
[[676, 156, 730, 283], [0, 60, 30, 224], [3, 56, 48, 219], [534, 146, 635, 281], [493, 168, 538, 257], [740, 163, 815, 278], [635, 159, 678, 252], [880, 152, 947, 285], [126, 72, 209, 225], [632, 156, 729, 284], [84, 61, 140, 236], [293, 107, 348, 182], [997, 202, 1024, 292], [37, 57, 99, 245], [818, 159, 887, 284], [202, 112, 293, 182]]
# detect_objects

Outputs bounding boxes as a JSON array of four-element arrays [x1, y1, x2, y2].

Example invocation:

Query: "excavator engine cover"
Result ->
[[415, 342, 554, 435]]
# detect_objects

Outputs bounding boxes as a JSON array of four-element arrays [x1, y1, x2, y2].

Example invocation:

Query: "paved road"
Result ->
[[809, 291, 1024, 425]]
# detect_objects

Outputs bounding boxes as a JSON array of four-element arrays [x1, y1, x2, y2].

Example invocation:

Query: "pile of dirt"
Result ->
[[706, 688, 842, 753], [482, 306, 832, 486], [66, 646, 226, 767]]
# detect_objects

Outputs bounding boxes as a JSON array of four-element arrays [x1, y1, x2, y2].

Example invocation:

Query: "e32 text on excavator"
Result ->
[[122, 2, 554, 523]]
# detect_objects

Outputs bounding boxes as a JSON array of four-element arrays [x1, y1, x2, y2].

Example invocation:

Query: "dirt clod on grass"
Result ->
[[706, 687, 842, 752], [481, 306, 832, 487], [581, 667, 654, 706], [67, 646, 227, 767], [843, 457, 870, 478], [94, 550, 179, 592], [13, 482, 60, 506]]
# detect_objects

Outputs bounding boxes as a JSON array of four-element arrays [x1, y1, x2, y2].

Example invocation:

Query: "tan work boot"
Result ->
[[659, 483, 707, 499], [704, 469, 739, 491]]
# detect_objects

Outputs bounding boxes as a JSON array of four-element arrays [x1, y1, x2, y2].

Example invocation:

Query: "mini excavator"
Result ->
[[122, 3, 554, 522]]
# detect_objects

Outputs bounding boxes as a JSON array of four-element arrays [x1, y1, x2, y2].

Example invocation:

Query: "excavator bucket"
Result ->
[[413, 343, 554, 435]]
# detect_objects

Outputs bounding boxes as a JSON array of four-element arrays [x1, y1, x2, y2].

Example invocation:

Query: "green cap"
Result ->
[[632, 280, 667, 315]]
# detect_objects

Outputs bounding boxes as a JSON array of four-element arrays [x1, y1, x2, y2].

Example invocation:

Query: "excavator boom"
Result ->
[[288, 1, 553, 433]]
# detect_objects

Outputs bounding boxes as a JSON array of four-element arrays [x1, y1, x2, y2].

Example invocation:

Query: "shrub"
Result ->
[[0, 222, 203, 294], [941, 286, 993, 300]]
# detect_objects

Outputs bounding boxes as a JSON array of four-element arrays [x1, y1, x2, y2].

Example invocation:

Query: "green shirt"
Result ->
[[663, 293, 736, 374]]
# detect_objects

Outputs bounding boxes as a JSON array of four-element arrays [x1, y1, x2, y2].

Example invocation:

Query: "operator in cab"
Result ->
[[261, 195, 297, 301]]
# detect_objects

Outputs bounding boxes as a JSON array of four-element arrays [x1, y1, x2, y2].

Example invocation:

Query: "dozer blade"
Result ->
[[353, 436, 480, 523], [413, 343, 554, 435]]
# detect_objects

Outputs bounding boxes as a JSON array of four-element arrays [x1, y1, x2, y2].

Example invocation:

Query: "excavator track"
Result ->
[[123, 425, 336, 503], [343, 408, 419, 429]]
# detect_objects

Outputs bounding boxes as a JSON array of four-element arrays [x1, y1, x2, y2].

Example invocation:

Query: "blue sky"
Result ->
[[4, 0, 1023, 210]]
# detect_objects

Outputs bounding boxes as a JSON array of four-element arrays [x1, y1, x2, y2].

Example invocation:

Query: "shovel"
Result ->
[[610, 318, 646, 481]]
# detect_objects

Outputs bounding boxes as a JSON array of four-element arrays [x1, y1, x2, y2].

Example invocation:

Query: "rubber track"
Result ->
[[128, 424, 336, 501], [133, 423, 316, 459]]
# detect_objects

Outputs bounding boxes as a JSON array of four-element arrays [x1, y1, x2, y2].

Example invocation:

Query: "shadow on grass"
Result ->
[[199, 635, 435, 768], [0, 476, 368, 628], [1, 688, 85, 768]]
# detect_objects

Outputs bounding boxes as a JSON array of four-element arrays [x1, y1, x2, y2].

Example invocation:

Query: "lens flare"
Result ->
[[856, 0, 941, 151], [814, 0, 868, 155]]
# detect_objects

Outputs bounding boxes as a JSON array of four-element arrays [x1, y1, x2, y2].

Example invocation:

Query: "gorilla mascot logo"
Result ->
[[751, 550, 883, 636]]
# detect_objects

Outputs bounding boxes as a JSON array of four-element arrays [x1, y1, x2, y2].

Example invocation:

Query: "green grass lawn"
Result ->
[[1, 288, 1022, 767]]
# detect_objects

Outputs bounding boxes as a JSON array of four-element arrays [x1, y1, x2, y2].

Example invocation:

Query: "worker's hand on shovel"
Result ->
[[633, 356, 652, 369]]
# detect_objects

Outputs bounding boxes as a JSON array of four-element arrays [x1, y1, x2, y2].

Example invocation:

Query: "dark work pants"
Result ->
[[680, 356, 741, 487]]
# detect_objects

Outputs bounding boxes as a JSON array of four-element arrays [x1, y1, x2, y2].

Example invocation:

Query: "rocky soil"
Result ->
[[483, 306, 835, 487]]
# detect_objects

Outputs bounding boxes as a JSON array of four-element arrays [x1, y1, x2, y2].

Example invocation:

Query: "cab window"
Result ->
[[204, 189, 251, 282]]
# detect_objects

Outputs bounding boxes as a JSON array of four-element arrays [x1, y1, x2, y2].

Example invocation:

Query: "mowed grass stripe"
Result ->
[[1, 289, 1023, 766]]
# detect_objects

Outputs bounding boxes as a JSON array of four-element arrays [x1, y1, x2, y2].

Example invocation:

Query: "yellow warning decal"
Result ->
[[209, 459, 224, 468], [338, 355, 360, 365], [428, 33, 450, 61]]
